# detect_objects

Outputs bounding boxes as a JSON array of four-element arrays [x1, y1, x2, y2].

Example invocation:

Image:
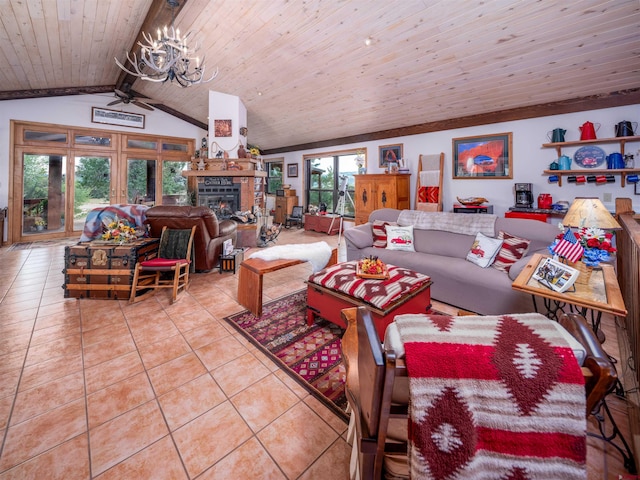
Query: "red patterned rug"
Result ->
[[224, 289, 349, 421]]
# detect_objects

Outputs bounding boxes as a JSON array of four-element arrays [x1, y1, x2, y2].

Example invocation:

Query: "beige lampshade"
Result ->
[[562, 197, 621, 230]]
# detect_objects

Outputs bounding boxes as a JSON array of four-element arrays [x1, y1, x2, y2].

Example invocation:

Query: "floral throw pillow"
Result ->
[[372, 220, 397, 248], [492, 231, 531, 273], [385, 225, 415, 252], [466, 232, 503, 268]]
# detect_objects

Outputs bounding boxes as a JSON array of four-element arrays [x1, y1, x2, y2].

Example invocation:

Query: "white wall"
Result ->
[[265, 104, 640, 216], [0, 94, 207, 209]]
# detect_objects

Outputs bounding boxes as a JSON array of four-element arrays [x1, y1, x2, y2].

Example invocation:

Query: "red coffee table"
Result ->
[[306, 261, 432, 340]]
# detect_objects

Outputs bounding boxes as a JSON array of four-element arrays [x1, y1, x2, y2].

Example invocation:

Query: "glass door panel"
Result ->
[[22, 153, 67, 236], [128, 159, 157, 205], [73, 156, 112, 232], [162, 160, 190, 205]]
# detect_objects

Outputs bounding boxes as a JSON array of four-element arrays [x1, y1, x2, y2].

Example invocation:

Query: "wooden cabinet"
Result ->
[[275, 195, 298, 224], [541, 135, 640, 187], [354, 174, 411, 225]]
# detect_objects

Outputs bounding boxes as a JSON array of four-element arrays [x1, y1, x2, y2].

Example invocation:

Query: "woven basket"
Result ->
[[568, 260, 593, 285]]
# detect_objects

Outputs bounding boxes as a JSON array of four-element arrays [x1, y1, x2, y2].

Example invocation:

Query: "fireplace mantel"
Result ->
[[182, 170, 266, 178]]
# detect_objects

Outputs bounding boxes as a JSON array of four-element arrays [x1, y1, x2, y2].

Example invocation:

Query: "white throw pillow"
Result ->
[[466, 232, 503, 268], [385, 225, 415, 252]]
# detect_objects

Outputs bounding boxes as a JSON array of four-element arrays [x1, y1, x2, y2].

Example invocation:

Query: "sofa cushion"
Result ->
[[386, 225, 415, 252], [372, 220, 397, 248], [492, 231, 531, 273], [466, 232, 502, 268]]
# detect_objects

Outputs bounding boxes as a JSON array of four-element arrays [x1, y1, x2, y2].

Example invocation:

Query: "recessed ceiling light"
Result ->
[[364, 37, 373, 46], [257, 91, 263, 96]]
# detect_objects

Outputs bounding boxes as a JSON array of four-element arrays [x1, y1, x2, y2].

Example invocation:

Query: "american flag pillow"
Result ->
[[372, 220, 397, 248], [492, 231, 531, 273]]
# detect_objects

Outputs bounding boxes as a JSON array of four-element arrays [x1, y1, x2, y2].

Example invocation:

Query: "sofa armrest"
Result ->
[[344, 223, 374, 249], [508, 248, 548, 281], [219, 219, 238, 237]]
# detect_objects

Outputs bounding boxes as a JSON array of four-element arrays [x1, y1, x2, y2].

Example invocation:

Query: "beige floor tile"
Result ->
[[138, 333, 192, 369], [127, 316, 180, 347], [147, 352, 206, 396], [87, 372, 155, 429], [195, 334, 248, 371], [0, 398, 86, 471], [212, 352, 271, 397], [0, 349, 27, 376], [94, 436, 187, 480], [11, 370, 85, 425], [89, 400, 168, 476], [172, 401, 253, 478], [258, 402, 339, 479], [158, 373, 226, 431], [24, 333, 82, 366], [82, 333, 137, 369], [0, 395, 13, 430], [84, 350, 144, 394], [0, 434, 90, 480], [231, 374, 300, 433], [197, 437, 286, 480], [181, 320, 231, 350], [81, 320, 130, 347], [19, 352, 82, 391], [298, 437, 352, 480]]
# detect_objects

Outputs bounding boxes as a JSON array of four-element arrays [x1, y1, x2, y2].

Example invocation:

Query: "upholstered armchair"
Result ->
[[144, 205, 237, 272]]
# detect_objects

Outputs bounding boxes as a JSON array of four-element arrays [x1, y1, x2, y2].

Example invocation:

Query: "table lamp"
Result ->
[[562, 197, 621, 230]]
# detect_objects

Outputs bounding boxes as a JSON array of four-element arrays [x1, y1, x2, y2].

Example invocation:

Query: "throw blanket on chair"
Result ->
[[394, 313, 586, 479], [80, 204, 149, 241], [398, 210, 497, 236], [248, 241, 332, 273]]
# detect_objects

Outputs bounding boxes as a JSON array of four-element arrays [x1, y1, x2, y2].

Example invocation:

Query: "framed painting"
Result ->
[[214, 119, 232, 137], [452, 132, 513, 179], [287, 163, 298, 177], [91, 107, 145, 129], [379, 144, 403, 168]]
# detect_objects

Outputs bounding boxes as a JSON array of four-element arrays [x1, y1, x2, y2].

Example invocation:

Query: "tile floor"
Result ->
[[0, 226, 635, 479]]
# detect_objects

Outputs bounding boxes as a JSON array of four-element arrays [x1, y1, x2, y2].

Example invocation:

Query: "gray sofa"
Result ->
[[344, 208, 560, 315]]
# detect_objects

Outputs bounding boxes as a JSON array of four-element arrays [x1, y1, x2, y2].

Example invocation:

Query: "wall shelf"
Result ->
[[542, 135, 640, 156], [542, 169, 640, 187]]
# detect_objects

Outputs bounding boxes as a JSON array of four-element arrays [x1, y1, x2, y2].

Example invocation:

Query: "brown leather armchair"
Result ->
[[145, 206, 237, 272]]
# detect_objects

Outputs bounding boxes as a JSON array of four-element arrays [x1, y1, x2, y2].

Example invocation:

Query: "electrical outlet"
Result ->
[[603, 192, 612, 203]]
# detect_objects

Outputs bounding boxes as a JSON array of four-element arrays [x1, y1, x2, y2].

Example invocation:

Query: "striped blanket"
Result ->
[[395, 313, 586, 479], [79, 204, 149, 241]]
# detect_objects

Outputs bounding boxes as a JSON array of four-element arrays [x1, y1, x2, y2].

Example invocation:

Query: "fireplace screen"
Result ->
[[198, 178, 240, 219]]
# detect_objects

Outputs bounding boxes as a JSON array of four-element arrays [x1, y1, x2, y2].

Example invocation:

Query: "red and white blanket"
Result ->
[[307, 261, 430, 310], [394, 313, 586, 479]]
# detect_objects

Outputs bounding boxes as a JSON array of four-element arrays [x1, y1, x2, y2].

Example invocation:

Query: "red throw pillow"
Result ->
[[492, 231, 531, 273], [372, 220, 397, 248]]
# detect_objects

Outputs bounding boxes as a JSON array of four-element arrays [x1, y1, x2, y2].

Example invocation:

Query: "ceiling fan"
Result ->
[[107, 85, 158, 111]]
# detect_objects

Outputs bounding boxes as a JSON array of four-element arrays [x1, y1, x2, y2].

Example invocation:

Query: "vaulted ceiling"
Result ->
[[1, 0, 639, 153]]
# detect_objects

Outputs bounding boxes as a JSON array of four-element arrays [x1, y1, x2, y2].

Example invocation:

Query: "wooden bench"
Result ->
[[237, 248, 337, 317]]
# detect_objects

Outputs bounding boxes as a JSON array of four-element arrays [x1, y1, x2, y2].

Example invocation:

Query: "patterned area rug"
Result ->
[[224, 289, 349, 421]]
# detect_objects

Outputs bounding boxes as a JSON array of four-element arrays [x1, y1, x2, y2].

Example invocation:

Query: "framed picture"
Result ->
[[452, 132, 513, 179], [91, 107, 145, 129], [532, 257, 579, 293], [214, 119, 232, 137], [379, 144, 403, 168], [287, 163, 298, 177]]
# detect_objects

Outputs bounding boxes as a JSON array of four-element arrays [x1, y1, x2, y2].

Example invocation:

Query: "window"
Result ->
[[266, 160, 283, 194], [304, 149, 362, 218]]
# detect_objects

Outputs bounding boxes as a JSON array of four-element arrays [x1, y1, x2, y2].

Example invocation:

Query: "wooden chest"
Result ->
[[63, 238, 159, 299]]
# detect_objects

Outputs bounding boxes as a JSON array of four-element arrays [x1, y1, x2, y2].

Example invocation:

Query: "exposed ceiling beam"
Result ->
[[263, 88, 640, 155], [0, 85, 115, 101]]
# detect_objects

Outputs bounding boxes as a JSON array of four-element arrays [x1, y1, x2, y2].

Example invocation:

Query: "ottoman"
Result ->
[[306, 261, 432, 340]]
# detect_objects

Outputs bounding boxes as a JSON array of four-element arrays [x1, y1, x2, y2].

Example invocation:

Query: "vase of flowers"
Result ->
[[549, 225, 616, 285], [101, 217, 138, 244]]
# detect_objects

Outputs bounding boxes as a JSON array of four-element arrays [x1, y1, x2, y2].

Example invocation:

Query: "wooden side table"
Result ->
[[511, 253, 627, 340]]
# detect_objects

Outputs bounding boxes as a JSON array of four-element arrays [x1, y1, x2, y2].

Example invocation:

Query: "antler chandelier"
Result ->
[[115, 0, 217, 87]]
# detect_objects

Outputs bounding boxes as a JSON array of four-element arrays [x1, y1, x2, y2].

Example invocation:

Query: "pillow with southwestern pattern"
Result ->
[[372, 220, 397, 248], [491, 231, 531, 273]]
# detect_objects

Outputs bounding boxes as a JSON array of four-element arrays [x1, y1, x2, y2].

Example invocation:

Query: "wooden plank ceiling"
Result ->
[[1, 0, 639, 152]]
